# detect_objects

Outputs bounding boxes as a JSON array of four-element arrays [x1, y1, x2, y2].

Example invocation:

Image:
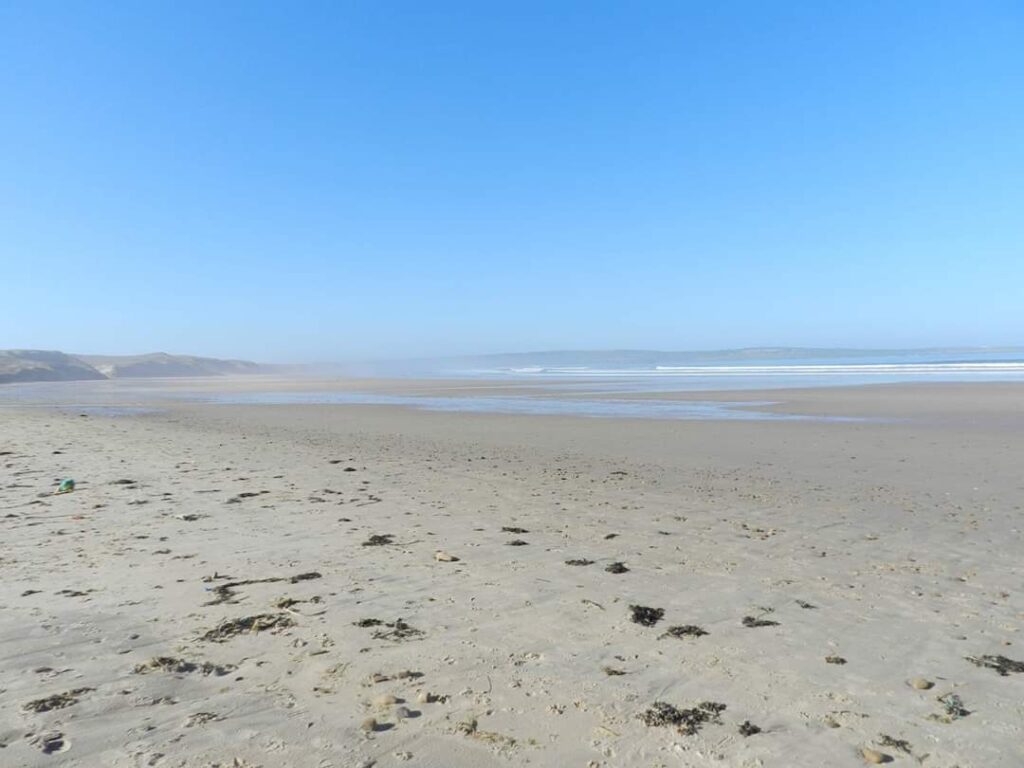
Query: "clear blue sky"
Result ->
[[2, 1, 1022, 362]]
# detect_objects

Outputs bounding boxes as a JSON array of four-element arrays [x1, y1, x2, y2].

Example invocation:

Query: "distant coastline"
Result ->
[[0, 350, 266, 384], [5, 346, 1024, 385], [297, 346, 1024, 378]]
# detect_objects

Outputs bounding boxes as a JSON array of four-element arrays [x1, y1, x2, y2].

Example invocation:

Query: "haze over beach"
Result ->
[[3, 2, 1024, 768]]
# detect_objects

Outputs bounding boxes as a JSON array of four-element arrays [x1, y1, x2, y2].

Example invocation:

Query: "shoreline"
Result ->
[[3, 378, 1024, 428]]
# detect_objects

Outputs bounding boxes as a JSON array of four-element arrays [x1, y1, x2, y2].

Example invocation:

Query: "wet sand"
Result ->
[[1, 382, 1022, 766]]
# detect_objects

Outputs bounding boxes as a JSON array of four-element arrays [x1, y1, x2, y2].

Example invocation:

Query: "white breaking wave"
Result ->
[[481, 362, 1024, 378]]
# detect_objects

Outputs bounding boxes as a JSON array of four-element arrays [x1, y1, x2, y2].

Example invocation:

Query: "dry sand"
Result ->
[[1, 382, 1023, 767]]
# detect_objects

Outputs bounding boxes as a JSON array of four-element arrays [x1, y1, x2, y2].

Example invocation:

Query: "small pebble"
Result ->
[[909, 677, 934, 690], [434, 551, 459, 562], [861, 747, 890, 764], [416, 691, 432, 704], [394, 706, 412, 719], [373, 694, 397, 708], [360, 717, 378, 732]]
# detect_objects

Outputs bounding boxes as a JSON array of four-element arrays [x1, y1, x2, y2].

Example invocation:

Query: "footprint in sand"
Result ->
[[32, 732, 71, 754]]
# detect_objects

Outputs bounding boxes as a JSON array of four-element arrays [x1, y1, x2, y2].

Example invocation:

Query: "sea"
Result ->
[[452, 350, 1024, 392], [3, 350, 1023, 422]]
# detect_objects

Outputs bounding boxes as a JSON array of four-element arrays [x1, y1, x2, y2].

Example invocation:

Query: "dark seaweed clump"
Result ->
[[565, 559, 594, 566], [201, 613, 294, 643], [133, 657, 235, 676], [879, 734, 912, 754], [639, 701, 726, 735], [501, 526, 529, 534], [23, 688, 94, 713], [206, 571, 322, 605], [742, 615, 779, 628], [605, 562, 629, 574], [966, 654, 1024, 676], [662, 625, 708, 639], [362, 534, 394, 546], [738, 720, 761, 736], [371, 619, 424, 642], [630, 605, 664, 627]]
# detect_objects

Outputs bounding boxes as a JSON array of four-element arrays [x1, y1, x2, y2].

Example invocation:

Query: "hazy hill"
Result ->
[[0, 350, 265, 384], [79, 352, 264, 378], [0, 350, 107, 384]]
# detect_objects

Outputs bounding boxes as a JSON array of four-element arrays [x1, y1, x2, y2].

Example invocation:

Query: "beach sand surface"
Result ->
[[1, 382, 1022, 767]]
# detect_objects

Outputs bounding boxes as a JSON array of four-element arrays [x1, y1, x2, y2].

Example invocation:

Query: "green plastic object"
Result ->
[[57, 479, 75, 493]]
